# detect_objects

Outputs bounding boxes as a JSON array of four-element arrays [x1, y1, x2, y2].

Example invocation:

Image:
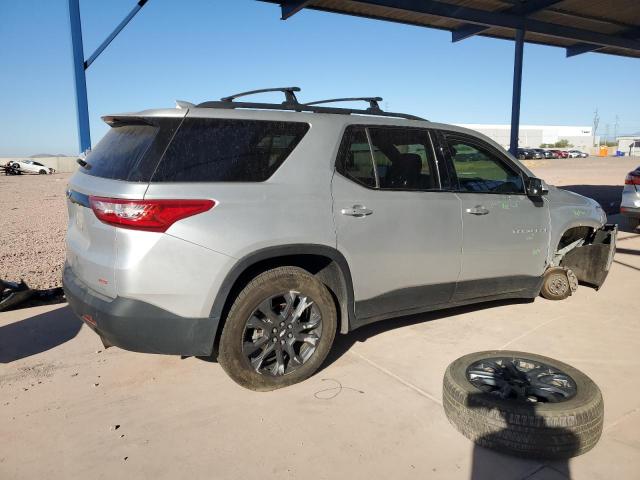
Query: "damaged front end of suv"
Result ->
[[543, 186, 617, 299]]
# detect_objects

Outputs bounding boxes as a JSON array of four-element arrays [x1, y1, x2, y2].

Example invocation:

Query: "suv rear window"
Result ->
[[151, 118, 309, 182], [82, 123, 160, 181]]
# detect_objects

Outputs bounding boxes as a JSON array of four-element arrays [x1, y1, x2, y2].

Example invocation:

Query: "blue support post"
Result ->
[[68, 0, 91, 154], [509, 28, 524, 157]]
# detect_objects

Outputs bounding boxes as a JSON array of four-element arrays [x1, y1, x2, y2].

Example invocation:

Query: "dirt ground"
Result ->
[[1, 157, 640, 479], [1, 157, 638, 290], [0, 173, 72, 289]]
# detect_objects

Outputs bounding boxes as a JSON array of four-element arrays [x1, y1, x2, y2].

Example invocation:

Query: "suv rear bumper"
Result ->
[[63, 265, 218, 356]]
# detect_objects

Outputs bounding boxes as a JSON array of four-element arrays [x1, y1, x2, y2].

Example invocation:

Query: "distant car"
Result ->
[[8, 160, 54, 175], [549, 149, 567, 158], [534, 149, 554, 159], [516, 148, 533, 160], [546, 150, 559, 159], [566, 150, 587, 158], [568, 150, 588, 158], [621, 166, 640, 230]]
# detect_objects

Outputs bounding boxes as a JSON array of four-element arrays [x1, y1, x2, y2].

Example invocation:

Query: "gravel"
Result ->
[[1, 173, 72, 289]]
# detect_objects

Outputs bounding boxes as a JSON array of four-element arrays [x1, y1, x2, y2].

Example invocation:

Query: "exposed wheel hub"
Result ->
[[242, 290, 322, 377], [548, 276, 568, 295], [466, 357, 577, 403]]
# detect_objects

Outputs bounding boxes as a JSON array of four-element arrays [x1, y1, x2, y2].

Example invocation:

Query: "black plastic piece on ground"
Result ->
[[0, 279, 66, 312]]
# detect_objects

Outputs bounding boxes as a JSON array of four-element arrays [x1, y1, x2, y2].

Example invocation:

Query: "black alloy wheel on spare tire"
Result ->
[[443, 351, 603, 459], [218, 266, 337, 391]]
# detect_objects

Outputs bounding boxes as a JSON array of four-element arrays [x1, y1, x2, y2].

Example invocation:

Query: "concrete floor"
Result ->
[[1, 227, 638, 479], [1, 157, 639, 479]]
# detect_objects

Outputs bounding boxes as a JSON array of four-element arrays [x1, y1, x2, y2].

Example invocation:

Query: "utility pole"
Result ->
[[592, 108, 600, 146], [604, 123, 610, 145], [614, 115, 619, 141]]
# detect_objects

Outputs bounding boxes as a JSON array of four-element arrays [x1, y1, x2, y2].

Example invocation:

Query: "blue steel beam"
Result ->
[[84, 0, 149, 69], [283, 0, 640, 51], [67, 0, 149, 154], [566, 43, 603, 57], [281, 0, 317, 20], [509, 28, 525, 157], [68, 0, 91, 154], [567, 25, 640, 57], [452, 0, 560, 43], [452, 0, 563, 43]]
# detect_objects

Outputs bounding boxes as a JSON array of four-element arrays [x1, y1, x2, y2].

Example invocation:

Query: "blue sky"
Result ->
[[1, 0, 639, 155]]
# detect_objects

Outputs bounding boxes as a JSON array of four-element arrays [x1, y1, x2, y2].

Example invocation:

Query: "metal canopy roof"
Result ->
[[263, 0, 640, 59]]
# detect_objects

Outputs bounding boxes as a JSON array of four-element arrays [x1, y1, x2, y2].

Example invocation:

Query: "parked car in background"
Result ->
[[549, 149, 567, 158], [621, 166, 640, 230], [537, 149, 555, 159], [532, 148, 549, 159], [518, 148, 543, 159], [7, 160, 54, 174], [566, 150, 587, 158], [569, 150, 588, 158], [516, 148, 533, 159]]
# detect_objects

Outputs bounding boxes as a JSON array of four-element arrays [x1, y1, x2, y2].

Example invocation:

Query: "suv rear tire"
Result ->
[[218, 266, 337, 391]]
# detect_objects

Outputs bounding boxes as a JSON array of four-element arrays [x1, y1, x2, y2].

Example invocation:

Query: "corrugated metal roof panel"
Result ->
[[261, 0, 640, 58]]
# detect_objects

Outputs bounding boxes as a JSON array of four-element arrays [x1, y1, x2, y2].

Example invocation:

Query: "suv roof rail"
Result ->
[[195, 87, 426, 121], [220, 87, 301, 106]]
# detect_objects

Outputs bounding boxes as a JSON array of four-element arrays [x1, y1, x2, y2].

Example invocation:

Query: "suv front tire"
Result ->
[[218, 266, 337, 391]]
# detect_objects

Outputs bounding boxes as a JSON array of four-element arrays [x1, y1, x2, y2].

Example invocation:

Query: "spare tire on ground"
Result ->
[[443, 350, 603, 460]]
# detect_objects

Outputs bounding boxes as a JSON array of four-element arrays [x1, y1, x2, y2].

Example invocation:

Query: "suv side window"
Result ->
[[152, 118, 309, 182], [445, 135, 524, 194], [336, 126, 439, 191], [368, 127, 437, 191], [336, 127, 377, 188]]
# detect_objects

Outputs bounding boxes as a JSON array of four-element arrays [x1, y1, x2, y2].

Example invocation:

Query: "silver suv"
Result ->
[[63, 87, 616, 390]]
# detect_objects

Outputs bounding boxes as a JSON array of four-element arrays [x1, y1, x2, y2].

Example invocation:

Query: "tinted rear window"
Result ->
[[82, 124, 159, 181], [151, 118, 309, 182]]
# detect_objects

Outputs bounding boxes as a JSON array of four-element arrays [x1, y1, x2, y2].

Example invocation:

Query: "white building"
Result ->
[[456, 124, 596, 151]]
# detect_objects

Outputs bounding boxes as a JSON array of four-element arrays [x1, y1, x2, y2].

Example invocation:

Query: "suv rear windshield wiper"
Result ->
[[77, 158, 91, 170]]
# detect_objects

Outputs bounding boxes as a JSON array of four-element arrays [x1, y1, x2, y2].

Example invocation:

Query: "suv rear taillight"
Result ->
[[89, 197, 215, 232], [625, 171, 640, 185]]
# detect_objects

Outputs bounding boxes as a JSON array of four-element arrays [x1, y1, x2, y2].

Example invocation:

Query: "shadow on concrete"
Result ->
[[616, 247, 640, 256], [559, 185, 622, 215], [0, 305, 82, 363], [322, 298, 533, 372], [466, 391, 577, 480], [198, 298, 534, 367]]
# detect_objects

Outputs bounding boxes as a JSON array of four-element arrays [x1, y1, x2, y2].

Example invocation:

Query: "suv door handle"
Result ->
[[465, 206, 489, 216], [341, 205, 373, 217]]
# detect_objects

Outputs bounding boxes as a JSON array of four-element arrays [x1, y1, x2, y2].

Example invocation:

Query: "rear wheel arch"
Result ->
[[210, 245, 355, 353]]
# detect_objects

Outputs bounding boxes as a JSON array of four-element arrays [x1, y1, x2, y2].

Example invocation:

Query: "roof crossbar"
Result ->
[[304, 96, 383, 112], [220, 87, 301, 106], [196, 90, 425, 121]]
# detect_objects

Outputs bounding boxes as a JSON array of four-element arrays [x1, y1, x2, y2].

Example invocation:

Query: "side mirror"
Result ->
[[526, 177, 548, 197]]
